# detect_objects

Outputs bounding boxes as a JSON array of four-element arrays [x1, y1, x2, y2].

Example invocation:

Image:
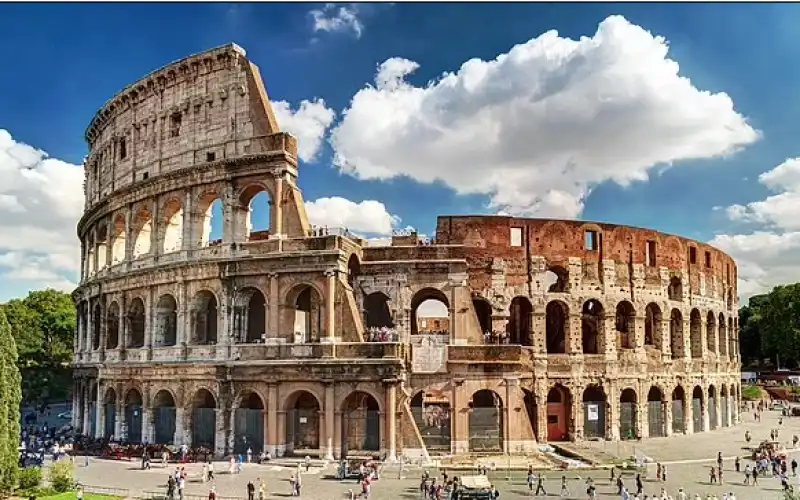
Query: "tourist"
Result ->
[[76, 485, 83, 500], [621, 486, 630, 500], [734, 456, 740, 473], [616, 475, 624, 495], [247, 480, 254, 500], [560, 474, 569, 496], [527, 470, 535, 491], [166, 474, 176, 499], [177, 473, 185, 500], [202, 462, 208, 482], [208, 486, 217, 500], [305, 454, 311, 471], [208, 460, 215, 481], [535, 473, 547, 496], [229, 456, 235, 474], [676, 488, 687, 500], [635, 473, 643, 495], [743, 464, 751, 484], [661, 465, 667, 482], [258, 478, 266, 500], [296, 469, 303, 496], [709, 466, 717, 484], [793, 458, 798, 476], [162, 448, 169, 468]]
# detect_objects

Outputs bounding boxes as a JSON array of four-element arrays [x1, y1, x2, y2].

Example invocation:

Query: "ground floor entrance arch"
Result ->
[[235, 392, 265, 455], [619, 388, 637, 440], [410, 391, 451, 454], [469, 390, 503, 452], [546, 385, 571, 441], [647, 387, 666, 438], [672, 386, 685, 434], [286, 391, 320, 455], [342, 391, 381, 454], [124, 389, 143, 443], [692, 386, 704, 433], [583, 386, 606, 439], [191, 389, 217, 450], [152, 390, 176, 445]]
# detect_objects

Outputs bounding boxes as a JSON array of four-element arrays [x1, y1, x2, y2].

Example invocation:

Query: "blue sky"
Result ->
[[2, 2, 800, 302]]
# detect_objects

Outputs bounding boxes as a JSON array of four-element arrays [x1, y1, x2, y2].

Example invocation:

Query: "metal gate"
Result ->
[[583, 402, 605, 439], [412, 405, 451, 453], [469, 407, 503, 452], [104, 404, 116, 439], [708, 397, 717, 430], [287, 408, 320, 452], [192, 408, 216, 449], [671, 400, 684, 434], [153, 407, 176, 445], [88, 403, 97, 437], [125, 405, 142, 443], [344, 409, 380, 451], [648, 401, 665, 437], [721, 396, 729, 427], [692, 398, 702, 433], [619, 402, 636, 440], [234, 408, 264, 455]]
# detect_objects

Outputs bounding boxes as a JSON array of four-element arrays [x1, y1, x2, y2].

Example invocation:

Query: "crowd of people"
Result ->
[[365, 326, 399, 342]]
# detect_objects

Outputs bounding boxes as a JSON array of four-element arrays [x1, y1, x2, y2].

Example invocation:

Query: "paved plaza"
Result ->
[[71, 409, 798, 499]]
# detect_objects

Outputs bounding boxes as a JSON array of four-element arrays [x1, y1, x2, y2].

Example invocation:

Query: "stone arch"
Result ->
[[235, 286, 267, 343], [284, 390, 321, 453], [91, 303, 101, 350], [669, 309, 684, 359], [365, 292, 394, 329], [123, 388, 143, 443], [95, 224, 108, 271], [106, 301, 120, 350], [238, 183, 273, 241], [672, 386, 686, 434], [691, 385, 705, 433], [615, 300, 635, 350], [342, 391, 381, 453], [546, 384, 572, 441], [234, 390, 265, 455], [190, 290, 218, 345], [128, 297, 146, 348], [644, 303, 662, 348], [472, 297, 492, 334], [151, 389, 177, 445], [546, 300, 568, 354], [153, 294, 178, 347], [469, 389, 504, 452], [161, 197, 184, 253], [110, 214, 126, 265], [411, 287, 450, 336], [286, 284, 322, 343], [190, 388, 218, 450], [196, 191, 224, 247], [582, 385, 607, 439], [647, 386, 666, 437], [582, 299, 605, 354], [706, 311, 717, 353], [508, 296, 533, 345], [718, 312, 728, 357], [409, 390, 451, 453], [689, 309, 702, 358], [619, 388, 638, 440], [667, 276, 683, 301], [545, 265, 569, 293], [131, 206, 152, 258], [103, 386, 117, 439]]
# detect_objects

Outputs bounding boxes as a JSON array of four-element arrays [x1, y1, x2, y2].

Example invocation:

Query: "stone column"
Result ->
[[144, 288, 154, 349], [214, 408, 226, 457], [182, 190, 193, 251], [271, 175, 284, 237], [333, 411, 343, 459], [607, 381, 620, 441], [115, 401, 123, 440], [124, 205, 133, 262], [659, 316, 671, 359], [72, 380, 81, 430], [324, 270, 336, 343], [177, 280, 187, 346], [268, 274, 279, 338], [570, 313, 584, 355], [267, 384, 278, 455], [535, 389, 548, 444], [149, 199, 160, 258], [664, 397, 673, 437], [95, 383, 103, 438], [385, 382, 397, 460], [86, 300, 94, 352], [451, 383, 468, 454], [683, 390, 694, 435], [82, 385, 91, 435], [682, 318, 691, 360], [570, 383, 582, 441], [277, 410, 287, 457], [324, 383, 335, 460], [174, 408, 186, 446]]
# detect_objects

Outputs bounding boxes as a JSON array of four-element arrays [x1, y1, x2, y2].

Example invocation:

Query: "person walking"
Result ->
[[166, 475, 176, 500], [560, 474, 569, 497], [535, 473, 547, 496], [635, 473, 643, 496], [247, 480, 255, 500], [710, 466, 717, 484]]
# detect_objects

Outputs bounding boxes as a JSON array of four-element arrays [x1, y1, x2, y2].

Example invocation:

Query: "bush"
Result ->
[[18, 466, 42, 490], [48, 459, 75, 493]]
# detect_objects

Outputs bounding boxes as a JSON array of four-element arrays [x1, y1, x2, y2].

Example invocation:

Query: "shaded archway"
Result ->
[[708, 385, 718, 430], [154, 294, 178, 347], [718, 313, 728, 358], [670, 309, 684, 359], [103, 388, 117, 439], [473, 298, 492, 334], [546, 265, 569, 293], [285, 391, 321, 454], [152, 390, 176, 445], [240, 185, 272, 241], [411, 288, 450, 336], [644, 303, 662, 348], [667, 276, 682, 301], [546, 301, 568, 354], [672, 386, 686, 434], [191, 389, 217, 450], [647, 387, 666, 437], [619, 388, 638, 440], [582, 299, 604, 354], [161, 198, 184, 253], [365, 292, 393, 329], [132, 207, 152, 258], [342, 391, 381, 453], [92, 303, 101, 350], [347, 254, 360, 289], [508, 296, 533, 345], [124, 389, 143, 443], [128, 298, 145, 348], [469, 390, 503, 452], [546, 385, 571, 441], [410, 391, 451, 454], [692, 386, 704, 433], [720, 385, 729, 427], [191, 291, 218, 345], [583, 385, 607, 439], [706, 312, 717, 354], [292, 286, 322, 343], [88, 385, 98, 437], [235, 392, 265, 455], [235, 287, 266, 343], [616, 301, 635, 350], [197, 193, 224, 247], [106, 302, 120, 350], [689, 309, 702, 358], [110, 215, 126, 265]]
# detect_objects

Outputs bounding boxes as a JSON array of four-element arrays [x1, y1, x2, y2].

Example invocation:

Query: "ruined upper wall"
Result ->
[[82, 43, 294, 209]]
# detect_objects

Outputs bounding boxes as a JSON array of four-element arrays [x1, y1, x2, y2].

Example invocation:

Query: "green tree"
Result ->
[[0, 309, 22, 495], [757, 283, 800, 368]]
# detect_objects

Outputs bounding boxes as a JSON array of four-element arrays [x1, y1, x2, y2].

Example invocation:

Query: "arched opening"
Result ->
[[240, 185, 272, 241], [546, 265, 569, 293], [728, 318, 735, 360], [285, 391, 321, 454], [191, 291, 218, 345], [546, 300, 568, 354], [347, 254, 360, 289], [411, 288, 450, 336], [692, 386, 704, 433], [161, 198, 184, 254], [106, 302, 120, 350], [718, 313, 728, 358], [124, 389, 143, 443], [364, 292, 394, 334], [410, 391, 451, 454], [670, 309, 684, 359], [647, 387, 665, 437], [730, 383, 737, 424], [667, 277, 682, 301], [110, 215, 126, 265], [86, 241, 96, 277], [96, 226, 108, 271], [508, 296, 533, 345], [154, 294, 178, 347], [191, 389, 217, 450], [234, 392, 265, 455], [91, 303, 101, 350], [128, 298, 146, 348], [689, 309, 702, 358], [672, 386, 686, 434], [720, 385, 729, 428], [152, 390, 176, 445], [727, 289, 733, 310], [469, 390, 503, 452], [473, 298, 492, 335], [582, 299, 604, 354], [103, 388, 117, 439], [132, 207, 152, 258], [706, 312, 717, 354], [292, 286, 322, 343], [644, 303, 662, 348], [342, 391, 381, 454], [546, 385, 571, 441], [615, 301, 635, 350], [235, 287, 266, 344], [198, 193, 224, 247], [708, 385, 718, 430], [522, 389, 539, 442], [619, 388, 637, 440], [582, 385, 607, 439]]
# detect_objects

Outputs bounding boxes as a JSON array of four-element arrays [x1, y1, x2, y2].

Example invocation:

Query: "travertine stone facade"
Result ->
[[72, 44, 741, 461]]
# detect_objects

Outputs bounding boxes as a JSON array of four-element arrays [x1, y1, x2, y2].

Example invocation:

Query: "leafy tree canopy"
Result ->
[[740, 283, 800, 368]]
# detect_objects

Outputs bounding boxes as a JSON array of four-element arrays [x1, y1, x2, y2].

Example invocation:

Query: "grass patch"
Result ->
[[742, 384, 766, 400], [38, 493, 123, 500]]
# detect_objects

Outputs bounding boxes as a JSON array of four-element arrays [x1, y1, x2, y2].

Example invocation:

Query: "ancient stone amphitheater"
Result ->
[[71, 44, 741, 460]]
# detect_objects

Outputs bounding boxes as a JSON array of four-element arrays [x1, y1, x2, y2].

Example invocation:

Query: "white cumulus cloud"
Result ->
[[305, 196, 400, 235], [329, 15, 760, 218], [309, 3, 363, 38], [272, 99, 336, 163], [713, 158, 800, 299]]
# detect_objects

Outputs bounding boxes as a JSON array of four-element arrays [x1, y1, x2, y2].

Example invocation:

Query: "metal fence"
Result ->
[[671, 400, 684, 434], [583, 402, 605, 439], [153, 407, 176, 445], [412, 405, 451, 454], [469, 407, 503, 452], [104, 405, 116, 439], [234, 408, 264, 455], [192, 408, 216, 448], [286, 408, 320, 452], [708, 397, 717, 430], [692, 398, 702, 433], [647, 401, 665, 437], [619, 402, 636, 440], [720, 396, 729, 427], [125, 405, 143, 443], [344, 409, 380, 452], [87, 402, 96, 437]]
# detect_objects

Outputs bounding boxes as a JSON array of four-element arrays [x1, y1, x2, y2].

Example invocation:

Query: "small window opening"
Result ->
[[169, 113, 182, 138], [689, 247, 697, 265], [646, 240, 657, 267], [142, 172, 149, 181], [119, 138, 127, 160], [704, 251, 711, 268], [510, 227, 523, 247], [206, 152, 216, 162], [584, 230, 598, 251]]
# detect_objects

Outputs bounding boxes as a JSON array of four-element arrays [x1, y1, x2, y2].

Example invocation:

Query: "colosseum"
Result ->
[[71, 44, 742, 461]]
